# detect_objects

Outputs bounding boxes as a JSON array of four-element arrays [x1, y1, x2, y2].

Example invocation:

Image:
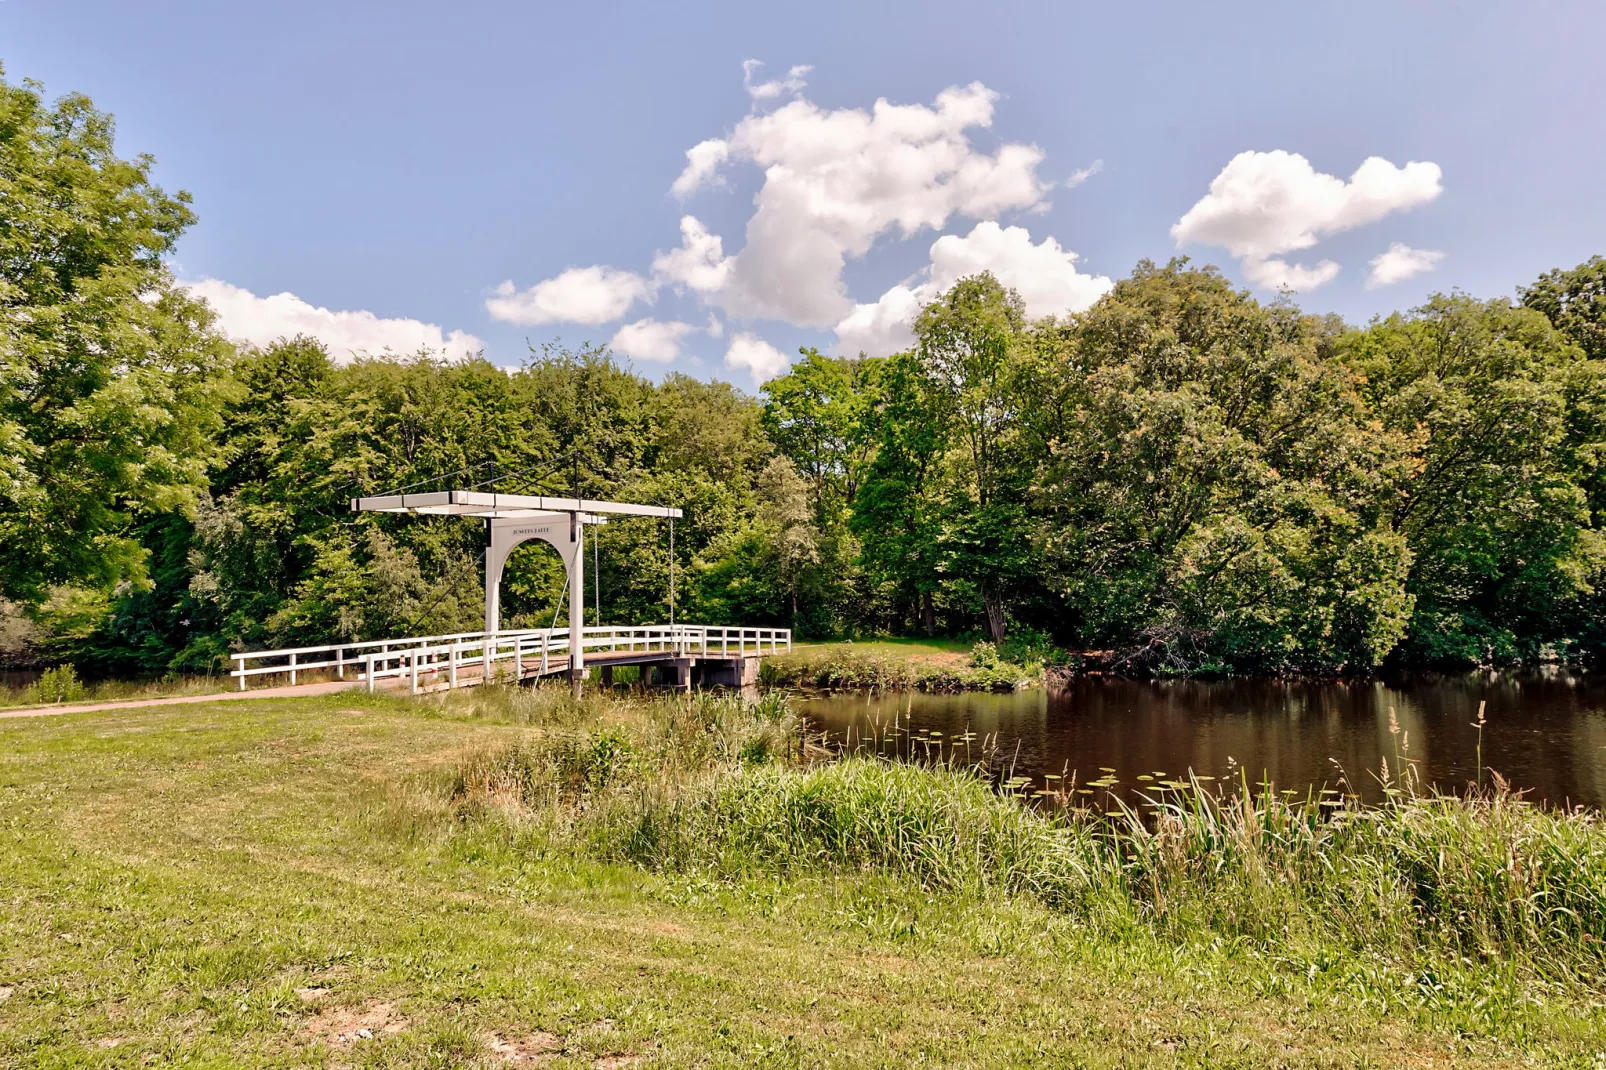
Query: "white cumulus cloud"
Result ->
[[743, 59, 813, 102], [1366, 242, 1446, 289], [1172, 150, 1443, 292], [671, 139, 730, 198], [670, 78, 1051, 327], [485, 266, 650, 326], [483, 68, 1101, 379], [1067, 159, 1104, 188], [609, 318, 698, 362], [651, 216, 733, 295], [835, 221, 1112, 356], [185, 278, 484, 362], [725, 332, 791, 382]]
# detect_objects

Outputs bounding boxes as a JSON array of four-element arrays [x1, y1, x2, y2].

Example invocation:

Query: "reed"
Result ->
[[440, 688, 1606, 990]]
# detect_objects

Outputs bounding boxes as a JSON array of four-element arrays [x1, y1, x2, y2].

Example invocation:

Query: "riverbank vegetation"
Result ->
[[3, 689, 1602, 1065], [6, 66, 1606, 679], [760, 638, 1047, 691]]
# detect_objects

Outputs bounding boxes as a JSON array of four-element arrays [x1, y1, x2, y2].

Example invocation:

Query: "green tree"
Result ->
[[1339, 293, 1606, 666], [912, 273, 1031, 641], [1522, 255, 1606, 361], [852, 352, 948, 636], [0, 69, 231, 607], [761, 349, 883, 525], [1029, 261, 1416, 672]]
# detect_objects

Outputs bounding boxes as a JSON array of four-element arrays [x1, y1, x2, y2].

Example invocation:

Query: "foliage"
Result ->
[[1523, 254, 1606, 361], [21, 664, 84, 704], [0, 67, 232, 609], [1337, 295, 1604, 666], [6, 69, 1606, 677], [760, 642, 1037, 692]]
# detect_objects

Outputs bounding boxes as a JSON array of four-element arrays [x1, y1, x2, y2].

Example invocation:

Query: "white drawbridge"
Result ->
[[228, 487, 789, 697]]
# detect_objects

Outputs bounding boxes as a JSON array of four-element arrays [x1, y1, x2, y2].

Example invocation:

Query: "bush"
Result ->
[[24, 664, 86, 704]]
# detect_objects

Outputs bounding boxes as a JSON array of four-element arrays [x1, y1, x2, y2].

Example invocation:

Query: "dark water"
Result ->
[[800, 672, 1606, 809]]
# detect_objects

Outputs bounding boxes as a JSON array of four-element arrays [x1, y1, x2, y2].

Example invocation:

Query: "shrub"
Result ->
[[24, 664, 86, 704]]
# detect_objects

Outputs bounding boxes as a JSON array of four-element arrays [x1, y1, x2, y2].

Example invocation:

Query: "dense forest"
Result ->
[[5, 71, 1606, 677]]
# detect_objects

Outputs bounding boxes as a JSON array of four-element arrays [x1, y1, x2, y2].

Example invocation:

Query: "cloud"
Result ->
[[1172, 150, 1443, 291], [671, 139, 729, 198], [834, 286, 927, 358], [725, 332, 791, 382], [928, 222, 1112, 318], [483, 69, 1083, 376], [1242, 257, 1342, 291], [609, 318, 698, 362], [651, 216, 733, 295], [1066, 159, 1104, 188], [835, 221, 1112, 355], [484, 266, 650, 326], [185, 278, 484, 362], [1366, 242, 1446, 289], [743, 59, 813, 102], [670, 77, 1051, 327]]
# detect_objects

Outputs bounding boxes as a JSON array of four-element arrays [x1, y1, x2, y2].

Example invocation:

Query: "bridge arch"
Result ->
[[484, 512, 589, 634]]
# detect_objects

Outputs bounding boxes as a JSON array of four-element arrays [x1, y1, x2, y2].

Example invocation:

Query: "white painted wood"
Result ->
[[351, 490, 680, 520]]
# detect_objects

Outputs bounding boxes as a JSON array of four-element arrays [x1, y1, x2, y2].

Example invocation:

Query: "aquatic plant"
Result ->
[[441, 687, 1606, 990]]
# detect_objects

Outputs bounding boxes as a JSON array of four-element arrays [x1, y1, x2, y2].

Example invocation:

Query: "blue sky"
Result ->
[[5, 1, 1603, 386]]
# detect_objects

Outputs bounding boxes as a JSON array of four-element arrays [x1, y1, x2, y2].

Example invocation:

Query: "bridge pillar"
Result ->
[[483, 511, 592, 697]]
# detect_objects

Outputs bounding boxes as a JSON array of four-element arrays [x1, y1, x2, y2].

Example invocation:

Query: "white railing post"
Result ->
[[336, 646, 344, 679], [365, 652, 376, 694], [449, 642, 458, 689], [236, 655, 246, 691], [289, 652, 298, 686], [410, 650, 419, 694]]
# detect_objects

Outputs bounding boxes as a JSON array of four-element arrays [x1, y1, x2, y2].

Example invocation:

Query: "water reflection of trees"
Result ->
[[802, 674, 1606, 808]]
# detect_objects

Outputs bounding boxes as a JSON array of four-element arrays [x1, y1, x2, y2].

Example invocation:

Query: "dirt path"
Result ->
[[0, 679, 365, 719]]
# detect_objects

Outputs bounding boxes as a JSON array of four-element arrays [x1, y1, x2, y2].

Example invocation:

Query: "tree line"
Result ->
[[4, 69, 1606, 676]]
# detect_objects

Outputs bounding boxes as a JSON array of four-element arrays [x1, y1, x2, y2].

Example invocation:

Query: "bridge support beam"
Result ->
[[483, 511, 596, 699]]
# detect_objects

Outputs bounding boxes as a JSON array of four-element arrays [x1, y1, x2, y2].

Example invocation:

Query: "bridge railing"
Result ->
[[230, 624, 791, 692], [226, 628, 545, 690]]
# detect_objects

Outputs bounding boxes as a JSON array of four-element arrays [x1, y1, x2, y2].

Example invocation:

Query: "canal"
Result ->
[[800, 672, 1606, 808]]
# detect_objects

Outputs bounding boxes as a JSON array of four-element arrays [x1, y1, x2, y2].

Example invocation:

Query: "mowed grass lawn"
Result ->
[[0, 693, 1598, 1068]]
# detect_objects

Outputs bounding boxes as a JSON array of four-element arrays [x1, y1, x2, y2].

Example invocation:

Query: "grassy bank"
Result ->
[[0, 664, 232, 709], [762, 638, 1044, 691], [2, 687, 1603, 1066]]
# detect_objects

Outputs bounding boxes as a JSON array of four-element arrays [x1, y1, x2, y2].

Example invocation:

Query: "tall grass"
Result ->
[[0, 667, 230, 708], [434, 686, 1606, 989]]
